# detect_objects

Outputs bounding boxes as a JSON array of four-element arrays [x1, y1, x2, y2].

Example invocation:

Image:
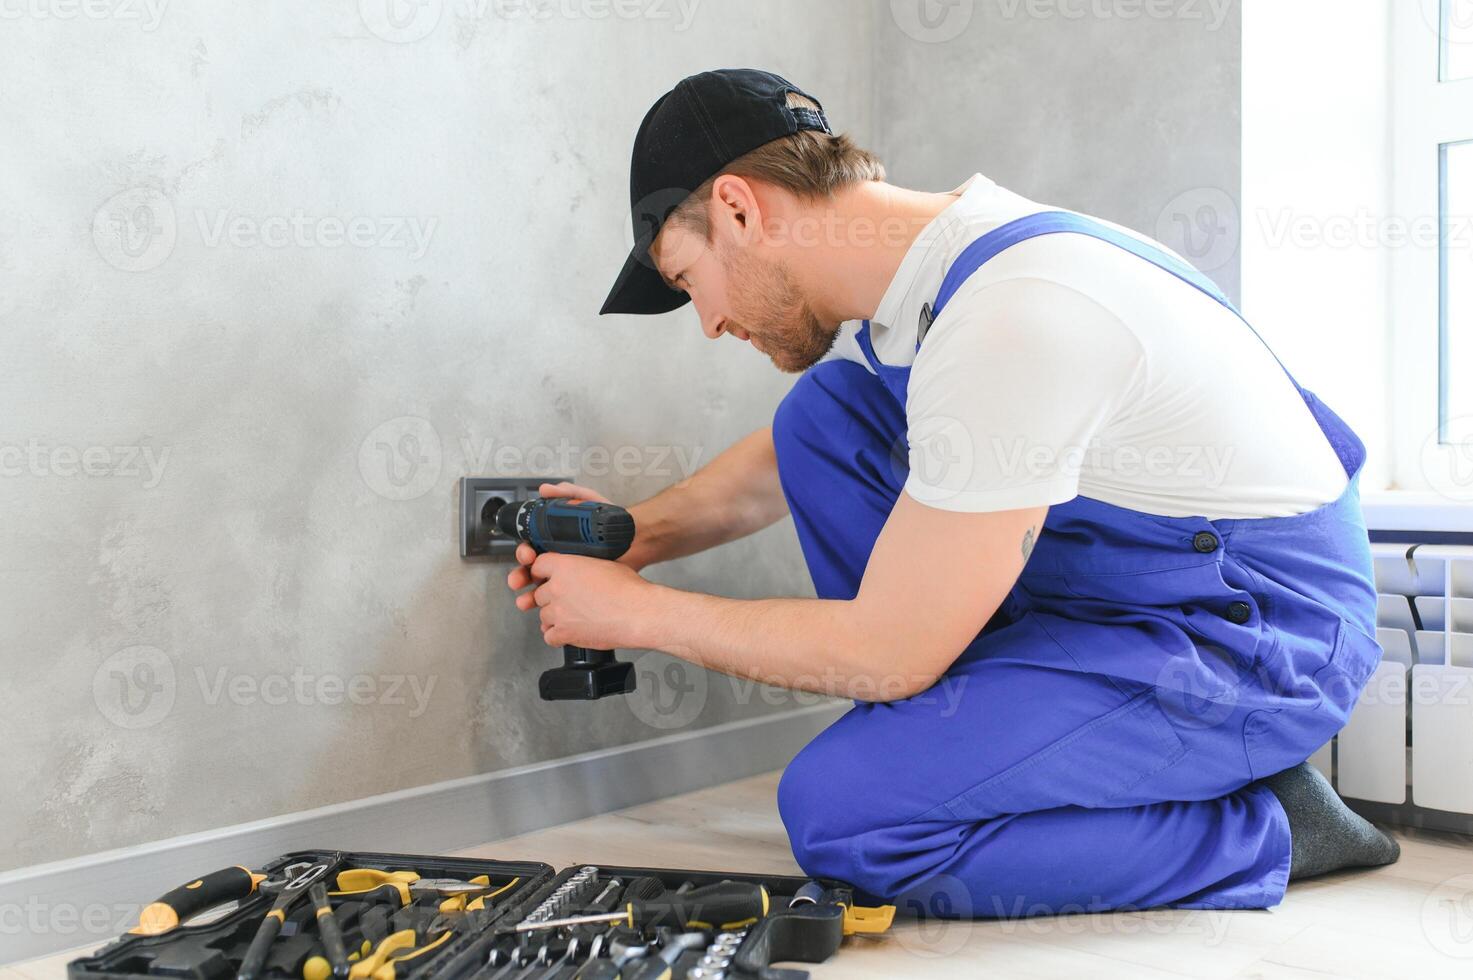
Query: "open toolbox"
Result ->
[[68, 850, 894, 980]]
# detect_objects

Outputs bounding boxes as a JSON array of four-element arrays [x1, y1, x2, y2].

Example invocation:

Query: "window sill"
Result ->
[[1362, 491, 1473, 534]]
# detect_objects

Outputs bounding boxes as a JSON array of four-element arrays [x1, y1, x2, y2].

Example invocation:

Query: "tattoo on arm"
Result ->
[[1021, 526, 1036, 561]]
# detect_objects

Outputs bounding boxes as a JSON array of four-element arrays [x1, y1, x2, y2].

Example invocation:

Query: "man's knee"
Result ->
[[777, 736, 860, 884], [780, 747, 961, 902], [777, 727, 912, 893]]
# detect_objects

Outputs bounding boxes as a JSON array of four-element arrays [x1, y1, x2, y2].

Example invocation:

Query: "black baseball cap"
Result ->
[[599, 68, 832, 316]]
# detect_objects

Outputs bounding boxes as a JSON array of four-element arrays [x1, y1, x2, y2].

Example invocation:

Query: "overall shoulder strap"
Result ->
[[854, 320, 885, 374], [933, 211, 1239, 318], [933, 211, 1288, 379], [930, 210, 1364, 480]]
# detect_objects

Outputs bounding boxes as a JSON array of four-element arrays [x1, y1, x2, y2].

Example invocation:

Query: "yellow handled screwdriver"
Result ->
[[513, 882, 769, 934], [307, 883, 350, 980]]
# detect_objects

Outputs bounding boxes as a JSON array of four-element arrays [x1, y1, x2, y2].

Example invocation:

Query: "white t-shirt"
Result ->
[[828, 175, 1349, 520]]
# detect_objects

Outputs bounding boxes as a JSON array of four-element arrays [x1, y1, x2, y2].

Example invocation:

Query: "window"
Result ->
[[1444, 140, 1473, 434], [1390, 2, 1473, 492], [1444, 0, 1473, 82]]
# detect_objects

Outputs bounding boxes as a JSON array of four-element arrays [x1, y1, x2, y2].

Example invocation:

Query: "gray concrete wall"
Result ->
[[873, 0, 1243, 301], [0, 0, 875, 870]]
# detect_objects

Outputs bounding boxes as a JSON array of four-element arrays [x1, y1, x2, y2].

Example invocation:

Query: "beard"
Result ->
[[721, 245, 839, 374]]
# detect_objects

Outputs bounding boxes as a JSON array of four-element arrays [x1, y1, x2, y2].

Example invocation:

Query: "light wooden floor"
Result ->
[[8, 771, 1473, 978]]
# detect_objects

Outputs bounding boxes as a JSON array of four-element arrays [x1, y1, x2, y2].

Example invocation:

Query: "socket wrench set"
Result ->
[[68, 850, 894, 980]]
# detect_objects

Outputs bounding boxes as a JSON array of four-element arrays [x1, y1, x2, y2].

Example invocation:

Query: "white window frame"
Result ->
[[1390, 0, 1473, 490]]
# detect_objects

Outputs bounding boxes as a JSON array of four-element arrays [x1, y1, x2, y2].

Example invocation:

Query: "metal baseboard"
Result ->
[[0, 704, 844, 966]]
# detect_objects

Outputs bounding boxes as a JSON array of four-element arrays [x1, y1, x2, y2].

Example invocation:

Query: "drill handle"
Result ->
[[562, 646, 618, 670]]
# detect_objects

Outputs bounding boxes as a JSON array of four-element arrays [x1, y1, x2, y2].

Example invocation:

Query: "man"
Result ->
[[506, 69, 1399, 915]]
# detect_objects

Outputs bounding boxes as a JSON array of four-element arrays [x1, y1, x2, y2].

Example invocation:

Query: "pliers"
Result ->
[[347, 929, 456, 980], [330, 869, 498, 906]]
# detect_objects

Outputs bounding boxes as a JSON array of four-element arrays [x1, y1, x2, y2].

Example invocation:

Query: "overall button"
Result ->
[[1192, 531, 1219, 554], [1226, 601, 1252, 624]]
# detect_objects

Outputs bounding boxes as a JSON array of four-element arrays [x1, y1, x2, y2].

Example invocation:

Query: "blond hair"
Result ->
[[669, 95, 885, 238]]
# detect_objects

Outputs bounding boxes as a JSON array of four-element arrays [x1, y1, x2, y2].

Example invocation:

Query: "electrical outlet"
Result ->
[[459, 477, 571, 559]]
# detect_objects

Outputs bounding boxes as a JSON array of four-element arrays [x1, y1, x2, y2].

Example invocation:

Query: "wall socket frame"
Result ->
[[459, 476, 571, 559]]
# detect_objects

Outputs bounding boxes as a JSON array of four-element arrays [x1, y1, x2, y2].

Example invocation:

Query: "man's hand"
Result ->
[[504, 481, 657, 649], [505, 481, 610, 605], [519, 552, 655, 650]]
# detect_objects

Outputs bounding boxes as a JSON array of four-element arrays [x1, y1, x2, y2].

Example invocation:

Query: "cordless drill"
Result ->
[[495, 497, 638, 701]]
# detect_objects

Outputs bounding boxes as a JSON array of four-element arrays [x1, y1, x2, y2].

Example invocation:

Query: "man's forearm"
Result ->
[[632, 588, 940, 702], [606, 497, 1045, 702], [623, 426, 788, 570]]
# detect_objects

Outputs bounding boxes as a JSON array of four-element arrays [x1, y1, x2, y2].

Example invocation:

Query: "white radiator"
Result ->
[[1326, 495, 1473, 833]]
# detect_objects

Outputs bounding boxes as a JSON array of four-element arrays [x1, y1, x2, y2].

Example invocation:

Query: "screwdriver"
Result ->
[[238, 863, 330, 980], [308, 882, 350, 980], [512, 882, 768, 934]]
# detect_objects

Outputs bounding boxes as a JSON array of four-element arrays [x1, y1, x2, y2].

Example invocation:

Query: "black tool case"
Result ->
[[68, 850, 876, 980]]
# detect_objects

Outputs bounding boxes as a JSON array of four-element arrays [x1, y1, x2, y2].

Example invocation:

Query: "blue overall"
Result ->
[[772, 212, 1381, 915]]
